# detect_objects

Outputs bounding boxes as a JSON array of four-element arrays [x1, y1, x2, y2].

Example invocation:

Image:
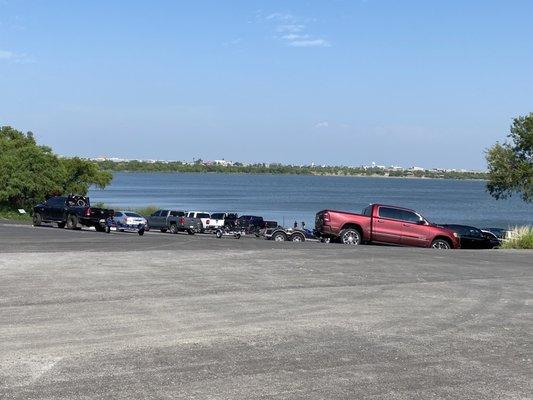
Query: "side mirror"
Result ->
[[417, 220, 426, 225]]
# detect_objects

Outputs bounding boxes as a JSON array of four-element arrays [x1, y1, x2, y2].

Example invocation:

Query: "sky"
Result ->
[[1, 0, 532, 170]]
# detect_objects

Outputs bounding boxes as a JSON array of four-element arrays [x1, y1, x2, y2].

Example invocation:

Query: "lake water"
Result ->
[[89, 172, 533, 229]]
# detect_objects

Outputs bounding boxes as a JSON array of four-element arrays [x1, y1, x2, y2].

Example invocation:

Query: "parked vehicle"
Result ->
[[147, 209, 202, 234], [33, 195, 114, 232], [235, 215, 266, 235], [210, 212, 238, 229], [185, 211, 212, 231], [481, 227, 509, 240], [441, 224, 500, 249], [315, 204, 460, 249], [110, 210, 147, 235]]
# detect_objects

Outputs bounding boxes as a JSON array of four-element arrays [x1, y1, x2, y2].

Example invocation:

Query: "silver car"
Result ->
[[113, 210, 147, 232]]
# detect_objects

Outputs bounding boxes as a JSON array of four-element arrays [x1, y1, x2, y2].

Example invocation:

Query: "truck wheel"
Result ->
[[105, 226, 111, 233], [57, 222, 66, 229], [272, 231, 287, 242], [290, 232, 305, 242], [66, 214, 79, 230], [160, 228, 167, 233], [187, 229, 195, 235], [169, 224, 178, 234], [138, 229, 144, 236], [340, 229, 361, 245], [32, 213, 42, 227], [144, 224, 151, 232], [235, 233, 241, 239], [216, 230, 223, 239], [431, 239, 451, 249]]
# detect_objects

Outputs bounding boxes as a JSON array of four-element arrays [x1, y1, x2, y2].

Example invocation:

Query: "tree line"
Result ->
[[96, 159, 488, 180]]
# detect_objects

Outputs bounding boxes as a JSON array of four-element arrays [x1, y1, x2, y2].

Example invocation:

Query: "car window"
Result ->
[[211, 213, 223, 219], [468, 228, 483, 238], [125, 212, 141, 217], [378, 207, 403, 220], [152, 210, 162, 217], [398, 210, 422, 223], [362, 205, 372, 216], [115, 212, 123, 217], [197, 213, 210, 219], [170, 211, 185, 217]]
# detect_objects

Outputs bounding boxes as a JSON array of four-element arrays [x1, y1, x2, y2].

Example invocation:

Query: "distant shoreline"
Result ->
[[104, 169, 487, 181]]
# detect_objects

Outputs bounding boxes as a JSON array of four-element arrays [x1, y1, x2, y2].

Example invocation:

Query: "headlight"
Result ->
[[453, 232, 459, 238]]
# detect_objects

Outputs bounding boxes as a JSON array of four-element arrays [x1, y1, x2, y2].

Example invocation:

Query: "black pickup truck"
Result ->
[[33, 195, 114, 232]]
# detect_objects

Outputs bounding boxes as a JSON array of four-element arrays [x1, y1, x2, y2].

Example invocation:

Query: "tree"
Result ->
[[0, 126, 112, 210], [486, 113, 533, 202]]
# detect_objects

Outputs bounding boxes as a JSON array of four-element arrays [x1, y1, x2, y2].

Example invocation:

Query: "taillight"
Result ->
[[179, 216, 184, 224], [323, 212, 330, 222], [85, 207, 91, 217], [206, 219, 210, 225]]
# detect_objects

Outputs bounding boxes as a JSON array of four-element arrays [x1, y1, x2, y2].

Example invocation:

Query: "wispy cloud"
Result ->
[[289, 39, 330, 48], [314, 121, 330, 128], [0, 49, 30, 62], [261, 12, 331, 48]]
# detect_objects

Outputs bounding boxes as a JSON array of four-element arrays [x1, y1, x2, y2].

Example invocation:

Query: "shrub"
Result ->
[[501, 226, 533, 249]]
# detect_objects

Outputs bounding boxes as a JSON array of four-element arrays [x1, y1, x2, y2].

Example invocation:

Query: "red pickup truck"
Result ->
[[315, 204, 460, 249]]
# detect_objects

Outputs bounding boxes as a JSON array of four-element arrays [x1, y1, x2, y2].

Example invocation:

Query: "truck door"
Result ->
[[398, 210, 430, 247], [149, 210, 162, 228], [373, 207, 403, 244]]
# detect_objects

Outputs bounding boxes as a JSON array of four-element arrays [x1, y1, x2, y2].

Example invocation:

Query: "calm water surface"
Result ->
[[89, 173, 533, 228]]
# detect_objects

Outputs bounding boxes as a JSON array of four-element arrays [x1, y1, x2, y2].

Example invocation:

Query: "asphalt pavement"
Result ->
[[0, 221, 531, 399]]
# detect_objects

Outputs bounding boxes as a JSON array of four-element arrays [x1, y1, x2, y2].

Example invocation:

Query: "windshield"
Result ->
[[125, 212, 142, 218]]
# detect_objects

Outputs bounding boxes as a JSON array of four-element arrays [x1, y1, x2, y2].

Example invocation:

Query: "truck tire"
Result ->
[[57, 222, 66, 229], [187, 229, 195, 235], [216, 229, 223, 239], [272, 231, 287, 242], [340, 228, 361, 245], [431, 238, 451, 249], [290, 232, 305, 242], [144, 224, 151, 232], [66, 214, 79, 230], [169, 223, 178, 234], [32, 213, 42, 227], [160, 228, 167, 233]]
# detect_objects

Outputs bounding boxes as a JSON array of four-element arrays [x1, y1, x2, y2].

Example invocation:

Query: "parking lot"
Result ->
[[0, 221, 532, 399]]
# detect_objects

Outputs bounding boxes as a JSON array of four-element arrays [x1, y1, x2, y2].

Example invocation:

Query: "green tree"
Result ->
[[0, 126, 112, 210], [486, 113, 533, 202]]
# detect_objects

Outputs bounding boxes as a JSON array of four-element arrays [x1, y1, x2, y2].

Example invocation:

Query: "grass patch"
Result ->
[[501, 226, 533, 249], [0, 206, 32, 221]]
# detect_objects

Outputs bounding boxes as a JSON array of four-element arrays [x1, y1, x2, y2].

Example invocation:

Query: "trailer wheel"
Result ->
[[290, 232, 305, 242], [272, 231, 287, 242], [138, 229, 144, 236], [169, 223, 178, 234], [235, 233, 241, 239]]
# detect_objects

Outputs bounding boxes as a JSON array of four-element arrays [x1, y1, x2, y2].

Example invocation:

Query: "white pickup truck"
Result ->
[[210, 212, 238, 229], [186, 211, 220, 232]]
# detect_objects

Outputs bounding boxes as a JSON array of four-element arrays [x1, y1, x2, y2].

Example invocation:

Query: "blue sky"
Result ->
[[1, 0, 532, 169]]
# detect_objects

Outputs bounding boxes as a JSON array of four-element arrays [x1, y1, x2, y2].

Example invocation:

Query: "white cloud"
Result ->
[[276, 24, 306, 33], [315, 121, 330, 128], [262, 11, 331, 48], [0, 49, 30, 62], [289, 39, 330, 48]]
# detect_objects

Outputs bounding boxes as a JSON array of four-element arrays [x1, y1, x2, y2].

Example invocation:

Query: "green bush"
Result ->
[[501, 226, 533, 249]]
